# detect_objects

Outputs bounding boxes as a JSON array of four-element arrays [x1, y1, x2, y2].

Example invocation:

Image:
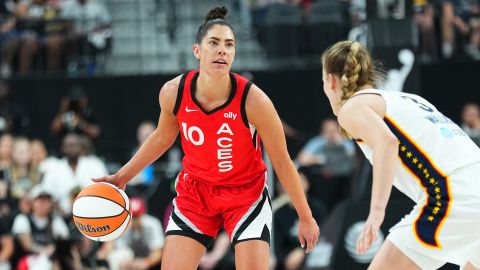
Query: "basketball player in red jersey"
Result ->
[[94, 6, 319, 270]]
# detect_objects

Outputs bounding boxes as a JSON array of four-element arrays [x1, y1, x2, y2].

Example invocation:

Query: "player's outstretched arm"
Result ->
[[93, 78, 181, 189], [337, 95, 398, 255], [246, 85, 320, 253]]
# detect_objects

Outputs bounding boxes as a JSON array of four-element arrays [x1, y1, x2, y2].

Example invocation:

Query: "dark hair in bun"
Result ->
[[196, 6, 234, 44], [205, 6, 227, 21]]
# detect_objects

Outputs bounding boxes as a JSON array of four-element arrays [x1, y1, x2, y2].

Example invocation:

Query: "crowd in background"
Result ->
[[1, 0, 480, 77], [248, 0, 480, 62], [0, 0, 111, 78]]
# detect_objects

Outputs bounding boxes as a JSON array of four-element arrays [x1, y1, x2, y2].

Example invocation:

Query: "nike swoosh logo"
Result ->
[[185, 107, 198, 112]]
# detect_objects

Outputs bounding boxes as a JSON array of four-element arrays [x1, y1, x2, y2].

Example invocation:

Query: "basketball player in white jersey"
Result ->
[[321, 40, 480, 269]]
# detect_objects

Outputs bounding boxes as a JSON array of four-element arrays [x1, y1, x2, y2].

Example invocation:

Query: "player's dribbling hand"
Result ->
[[356, 209, 385, 255], [298, 216, 320, 253], [92, 174, 127, 190]]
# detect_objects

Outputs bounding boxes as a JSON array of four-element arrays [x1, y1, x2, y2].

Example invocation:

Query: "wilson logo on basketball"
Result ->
[[75, 221, 111, 233]]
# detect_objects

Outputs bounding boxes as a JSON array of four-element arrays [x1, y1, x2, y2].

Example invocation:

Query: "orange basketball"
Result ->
[[72, 182, 131, 242]]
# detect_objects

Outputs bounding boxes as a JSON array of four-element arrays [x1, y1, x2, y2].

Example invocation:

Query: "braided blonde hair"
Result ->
[[340, 42, 362, 105], [321, 41, 385, 137], [322, 41, 385, 106]]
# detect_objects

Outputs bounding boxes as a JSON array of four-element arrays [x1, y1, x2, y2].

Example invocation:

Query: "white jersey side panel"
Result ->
[[354, 89, 480, 248]]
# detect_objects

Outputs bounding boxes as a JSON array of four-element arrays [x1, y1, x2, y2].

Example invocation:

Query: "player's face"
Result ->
[[194, 25, 235, 74], [322, 68, 334, 99], [322, 68, 341, 114]]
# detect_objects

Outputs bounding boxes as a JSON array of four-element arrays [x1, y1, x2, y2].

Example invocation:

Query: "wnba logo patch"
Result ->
[[75, 221, 111, 233]]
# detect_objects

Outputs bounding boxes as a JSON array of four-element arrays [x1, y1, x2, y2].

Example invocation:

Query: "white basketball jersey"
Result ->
[[353, 89, 480, 203]]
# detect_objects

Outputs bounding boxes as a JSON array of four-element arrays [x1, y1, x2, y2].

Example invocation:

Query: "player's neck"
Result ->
[[196, 72, 231, 101], [357, 84, 374, 91]]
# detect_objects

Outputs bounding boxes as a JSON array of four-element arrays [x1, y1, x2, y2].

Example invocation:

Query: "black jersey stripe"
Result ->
[[252, 129, 258, 149], [173, 72, 188, 115], [241, 81, 253, 128]]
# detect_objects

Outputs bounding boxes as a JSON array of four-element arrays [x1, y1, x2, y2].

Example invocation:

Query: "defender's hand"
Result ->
[[356, 209, 385, 254]]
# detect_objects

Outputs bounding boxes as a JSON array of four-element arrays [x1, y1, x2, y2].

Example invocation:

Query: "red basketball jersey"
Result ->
[[173, 70, 267, 186]]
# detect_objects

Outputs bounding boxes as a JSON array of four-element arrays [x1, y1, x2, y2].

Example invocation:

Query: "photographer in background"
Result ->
[[51, 85, 100, 140]]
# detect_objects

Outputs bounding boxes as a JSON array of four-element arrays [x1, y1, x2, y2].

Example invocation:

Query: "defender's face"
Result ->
[[322, 68, 333, 99], [194, 25, 235, 75], [322, 68, 343, 115]]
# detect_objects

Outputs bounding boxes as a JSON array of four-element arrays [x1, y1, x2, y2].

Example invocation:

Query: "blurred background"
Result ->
[[0, 0, 479, 269]]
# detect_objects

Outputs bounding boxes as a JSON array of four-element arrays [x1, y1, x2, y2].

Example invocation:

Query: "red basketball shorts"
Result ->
[[165, 171, 272, 247]]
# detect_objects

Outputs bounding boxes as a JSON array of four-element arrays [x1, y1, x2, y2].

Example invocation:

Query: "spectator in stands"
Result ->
[[51, 85, 100, 140], [60, 0, 112, 70], [461, 102, 480, 146], [11, 185, 69, 269], [2, 137, 41, 207], [414, 0, 437, 62], [273, 172, 326, 270], [0, 0, 19, 77], [0, 138, 39, 222], [0, 137, 41, 230], [297, 118, 355, 174], [442, 0, 480, 60], [31, 139, 59, 184], [129, 121, 156, 186], [135, 121, 156, 154], [41, 133, 107, 214], [30, 139, 47, 169], [78, 133, 104, 164], [296, 118, 356, 210], [15, 0, 66, 73], [113, 197, 163, 270], [78, 133, 95, 156], [0, 134, 12, 170], [0, 81, 31, 136]]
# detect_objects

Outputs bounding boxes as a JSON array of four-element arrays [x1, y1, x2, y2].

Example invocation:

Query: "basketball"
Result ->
[[72, 182, 131, 242]]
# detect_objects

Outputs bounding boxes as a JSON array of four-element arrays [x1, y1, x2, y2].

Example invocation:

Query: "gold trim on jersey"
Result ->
[[384, 116, 452, 249]]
